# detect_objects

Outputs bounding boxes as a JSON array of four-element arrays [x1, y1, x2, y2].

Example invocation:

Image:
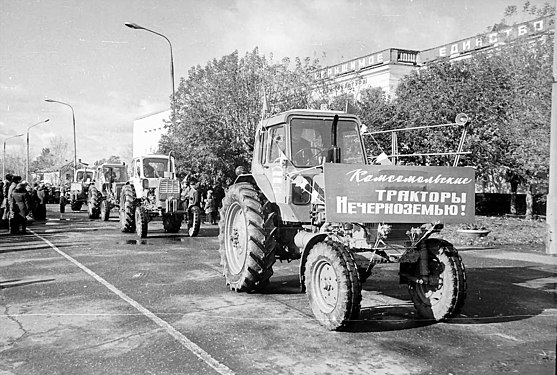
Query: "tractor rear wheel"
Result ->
[[119, 185, 136, 233], [100, 200, 110, 221], [163, 213, 182, 233], [305, 240, 362, 331], [187, 206, 201, 237], [87, 186, 101, 219], [408, 239, 467, 321], [219, 182, 276, 292], [135, 205, 148, 238]]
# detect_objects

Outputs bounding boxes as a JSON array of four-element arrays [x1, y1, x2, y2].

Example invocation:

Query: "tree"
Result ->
[[159, 48, 319, 187]]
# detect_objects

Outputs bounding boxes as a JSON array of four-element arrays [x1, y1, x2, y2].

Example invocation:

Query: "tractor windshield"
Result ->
[[102, 166, 127, 182], [290, 117, 365, 167], [76, 170, 93, 182], [143, 158, 171, 178]]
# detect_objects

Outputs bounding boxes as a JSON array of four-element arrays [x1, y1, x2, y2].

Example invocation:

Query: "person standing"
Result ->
[[1, 174, 13, 228], [9, 178, 30, 234], [33, 182, 47, 221], [204, 190, 217, 225]]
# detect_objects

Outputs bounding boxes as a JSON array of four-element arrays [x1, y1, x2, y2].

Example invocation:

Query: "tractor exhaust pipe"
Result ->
[[327, 115, 341, 163]]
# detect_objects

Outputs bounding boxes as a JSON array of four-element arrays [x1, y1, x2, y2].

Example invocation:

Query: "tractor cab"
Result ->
[[249, 109, 366, 223]]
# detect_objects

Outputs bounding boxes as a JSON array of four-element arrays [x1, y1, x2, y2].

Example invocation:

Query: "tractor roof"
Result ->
[[260, 109, 359, 129]]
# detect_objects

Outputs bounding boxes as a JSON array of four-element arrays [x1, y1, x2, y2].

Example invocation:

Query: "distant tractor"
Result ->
[[60, 168, 95, 212], [219, 109, 474, 330], [87, 163, 129, 220], [119, 154, 200, 238]]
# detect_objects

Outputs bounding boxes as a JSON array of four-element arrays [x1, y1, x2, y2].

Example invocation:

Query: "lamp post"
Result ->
[[45, 99, 77, 173], [26, 119, 50, 183], [3, 133, 24, 178], [125, 22, 176, 124]]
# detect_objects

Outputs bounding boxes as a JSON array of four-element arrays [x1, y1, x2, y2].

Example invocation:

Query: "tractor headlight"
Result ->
[[292, 176, 312, 205]]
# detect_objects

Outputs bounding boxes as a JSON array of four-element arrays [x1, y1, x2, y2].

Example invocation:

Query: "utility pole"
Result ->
[[547, 9, 557, 254]]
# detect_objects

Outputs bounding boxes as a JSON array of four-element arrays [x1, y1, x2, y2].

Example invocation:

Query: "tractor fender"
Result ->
[[234, 173, 276, 203], [297, 232, 328, 292]]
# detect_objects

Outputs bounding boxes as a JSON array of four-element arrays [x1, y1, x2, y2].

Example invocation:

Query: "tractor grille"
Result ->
[[159, 179, 180, 195]]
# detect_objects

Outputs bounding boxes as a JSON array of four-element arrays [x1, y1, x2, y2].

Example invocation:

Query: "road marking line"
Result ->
[[29, 229, 235, 375]]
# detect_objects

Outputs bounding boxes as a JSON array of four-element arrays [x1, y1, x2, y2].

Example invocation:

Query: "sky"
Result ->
[[0, 0, 551, 165]]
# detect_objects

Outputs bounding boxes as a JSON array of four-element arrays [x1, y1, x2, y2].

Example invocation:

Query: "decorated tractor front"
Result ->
[[119, 154, 200, 238], [219, 109, 473, 330], [59, 168, 94, 212], [87, 163, 129, 220]]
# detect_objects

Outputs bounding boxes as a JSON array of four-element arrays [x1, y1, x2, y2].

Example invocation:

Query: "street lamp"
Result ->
[[125, 22, 176, 124], [45, 99, 77, 173], [3, 133, 24, 178], [26, 119, 50, 183]]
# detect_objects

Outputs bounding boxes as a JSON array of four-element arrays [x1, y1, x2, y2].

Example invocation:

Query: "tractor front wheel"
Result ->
[[219, 183, 276, 292], [135, 205, 148, 238], [87, 186, 101, 219], [119, 185, 136, 233], [187, 206, 201, 237], [305, 240, 361, 331], [408, 239, 467, 321], [100, 200, 110, 221]]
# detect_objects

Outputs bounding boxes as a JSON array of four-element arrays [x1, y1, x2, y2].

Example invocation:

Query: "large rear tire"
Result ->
[[87, 186, 101, 219], [305, 240, 362, 331], [408, 239, 467, 321], [163, 212, 182, 233], [218, 183, 276, 292], [135, 205, 148, 238], [119, 185, 136, 233], [187, 206, 201, 237]]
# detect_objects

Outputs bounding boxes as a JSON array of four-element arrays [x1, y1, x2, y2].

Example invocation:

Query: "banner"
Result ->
[[323, 164, 475, 224]]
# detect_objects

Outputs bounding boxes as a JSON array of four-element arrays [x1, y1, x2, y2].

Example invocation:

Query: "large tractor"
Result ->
[[119, 154, 201, 238], [60, 168, 95, 212], [87, 163, 129, 220], [219, 109, 474, 330]]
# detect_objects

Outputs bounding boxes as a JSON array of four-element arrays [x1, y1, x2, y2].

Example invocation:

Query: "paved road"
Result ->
[[1, 205, 556, 375]]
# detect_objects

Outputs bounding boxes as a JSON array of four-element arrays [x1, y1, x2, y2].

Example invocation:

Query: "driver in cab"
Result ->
[[290, 126, 323, 166]]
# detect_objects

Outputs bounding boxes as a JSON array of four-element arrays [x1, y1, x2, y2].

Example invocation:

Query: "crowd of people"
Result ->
[[1, 171, 230, 234], [180, 174, 226, 225], [0, 174, 49, 235]]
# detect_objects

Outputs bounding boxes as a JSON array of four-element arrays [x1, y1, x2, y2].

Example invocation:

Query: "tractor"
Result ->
[[219, 109, 474, 330], [119, 154, 201, 238], [60, 168, 95, 212], [87, 162, 129, 220]]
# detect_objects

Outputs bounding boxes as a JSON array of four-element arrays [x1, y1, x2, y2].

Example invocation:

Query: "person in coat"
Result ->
[[9, 179, 30, 234], [33, 182, 47, 221]]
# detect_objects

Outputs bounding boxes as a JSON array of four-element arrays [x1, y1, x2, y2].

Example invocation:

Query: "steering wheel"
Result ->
[[293, 146, 323, 166]]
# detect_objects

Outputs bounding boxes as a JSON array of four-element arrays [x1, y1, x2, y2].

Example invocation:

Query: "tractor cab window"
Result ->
[[76, 171, 84, 181], [338, 125, 365, 164], [84, 172, 93, 182], [290, 119, 328, 167], [268, 125, 286, 163], [290, 117, 365, 166], [143, 158, 169, 178]]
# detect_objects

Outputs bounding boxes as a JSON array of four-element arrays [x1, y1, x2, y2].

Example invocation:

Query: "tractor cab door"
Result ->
[[258, 124, 288, 204]]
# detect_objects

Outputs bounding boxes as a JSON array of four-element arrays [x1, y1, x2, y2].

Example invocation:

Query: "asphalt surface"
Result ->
[[1, 205, 556, 375]]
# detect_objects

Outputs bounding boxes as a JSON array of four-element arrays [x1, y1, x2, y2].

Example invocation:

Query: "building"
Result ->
[[313, 15, 553, 99], [132, 109, 171, 157]]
